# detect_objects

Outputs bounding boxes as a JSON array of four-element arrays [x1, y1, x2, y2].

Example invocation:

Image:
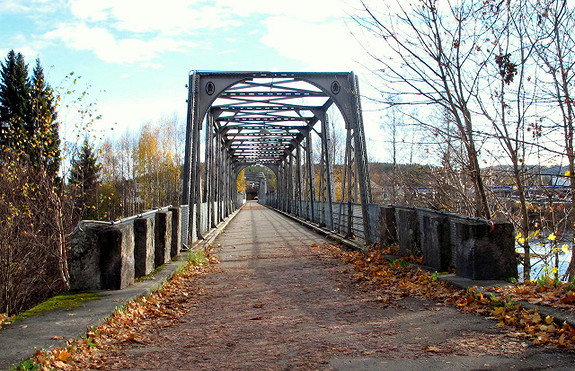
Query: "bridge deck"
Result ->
[[78, 202, 575, 369]]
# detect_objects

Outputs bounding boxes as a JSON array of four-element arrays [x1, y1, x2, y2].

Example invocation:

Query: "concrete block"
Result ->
[[134, 217, 155, 277], [69, 221, 135, 290], [395, 208, 420, 256], [418, 211, 451, 271], [69, 223, 102, 291], [169, 207, 182, 258], [379, 206, 397, 247], [451, 220, 518, 280], [155, 211, 172, 268]]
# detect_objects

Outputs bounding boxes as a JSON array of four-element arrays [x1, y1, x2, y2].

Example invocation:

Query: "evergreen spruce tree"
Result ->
[[0, 50, 30, 151], [30, 58, 60, 178], [0, 51, 60, 178], [69, 138, 101, 219]]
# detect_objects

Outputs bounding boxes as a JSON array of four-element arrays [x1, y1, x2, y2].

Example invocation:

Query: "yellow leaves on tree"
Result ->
[[133, 122, 181, 209], [236, 168, 248, 192]]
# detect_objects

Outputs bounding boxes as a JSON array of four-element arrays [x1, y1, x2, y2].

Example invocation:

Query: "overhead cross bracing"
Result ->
[[182, 71, 373, 244], [212, 79, 327, 165]]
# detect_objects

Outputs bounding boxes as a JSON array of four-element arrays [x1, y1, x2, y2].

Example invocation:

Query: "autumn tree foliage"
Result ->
[[96, 116, 184, 220], [0, 50, 67, 314], [133, 122, 180, 209]]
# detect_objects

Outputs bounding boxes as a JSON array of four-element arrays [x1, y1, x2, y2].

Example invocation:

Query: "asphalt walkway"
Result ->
[[1, 202, 575, 370]]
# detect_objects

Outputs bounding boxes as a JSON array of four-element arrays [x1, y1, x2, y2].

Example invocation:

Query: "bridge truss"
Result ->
[[182, 71, 373, 244]]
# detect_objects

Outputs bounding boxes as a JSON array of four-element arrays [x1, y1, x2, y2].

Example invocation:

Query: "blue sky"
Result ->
[[0, 0, 378, 147]]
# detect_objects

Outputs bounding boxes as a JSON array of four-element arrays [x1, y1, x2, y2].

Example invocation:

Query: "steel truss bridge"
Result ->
[[182, 71, 374, 244]]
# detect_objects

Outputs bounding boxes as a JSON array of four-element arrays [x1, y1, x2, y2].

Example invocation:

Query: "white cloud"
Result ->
[[261, 16, 365, 71], [69, 0, 240, 35], [0, 0, 67, 16], [0, 0, 29, 13], [217, 48, 238, 55], [21, 0, 369, 72], [69, 0, 114, 22], [218, 0, 345, 21], [44, 23, 195, 65], [139, 62, 164, 70]]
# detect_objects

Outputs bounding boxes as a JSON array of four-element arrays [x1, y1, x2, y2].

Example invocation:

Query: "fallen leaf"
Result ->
[[34, 350, 46, 364], [56, 350, 71, 362], [561, 292, 575, 304]]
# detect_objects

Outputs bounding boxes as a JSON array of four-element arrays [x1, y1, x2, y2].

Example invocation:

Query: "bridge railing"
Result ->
[[262, 195, 518, 281], [69, 206, 187, 291]]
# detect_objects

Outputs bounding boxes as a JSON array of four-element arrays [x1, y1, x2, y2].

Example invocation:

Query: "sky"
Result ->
[[0, 0, 391, 157]]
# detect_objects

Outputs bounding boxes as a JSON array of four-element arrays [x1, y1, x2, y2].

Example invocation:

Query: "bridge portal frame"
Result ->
[[182, 71, 373, 244]]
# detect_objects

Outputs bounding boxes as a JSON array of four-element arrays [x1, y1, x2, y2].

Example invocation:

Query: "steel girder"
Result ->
[[182, 71, 373, 243]]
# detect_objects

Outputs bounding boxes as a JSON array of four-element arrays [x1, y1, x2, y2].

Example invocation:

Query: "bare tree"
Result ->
[[528, 0, 575, 279], [473, 0, 539, 280], [352, 0, 496, 218]]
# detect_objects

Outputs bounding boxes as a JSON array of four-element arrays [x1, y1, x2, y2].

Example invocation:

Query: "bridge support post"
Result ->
[[319, 112, 335, 230], [305, 131, 315, 222], [205, 112, 216, 228], [349, 73, 373, 244], [295, 142, 303, 218]]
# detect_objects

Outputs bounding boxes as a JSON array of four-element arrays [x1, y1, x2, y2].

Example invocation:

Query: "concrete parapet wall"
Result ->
[[451, 219, 517, 280], [169, 207, 182, 258], [70, 206, 183, 291], [395, 208, 420, 256], [70, 221, 135, 290], [379, 206, 397, 247], [154, 211, 172, 268], [134, 217, 155, 277], [418, 211, 451, 272], [381, 205, 517, 280]]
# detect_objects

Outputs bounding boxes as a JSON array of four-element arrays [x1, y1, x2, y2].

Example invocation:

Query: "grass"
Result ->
[[12, 292, 103, 322], [187, 249, 208, 265], [11, 358, 40, 370], [134, 264, 166, 282]]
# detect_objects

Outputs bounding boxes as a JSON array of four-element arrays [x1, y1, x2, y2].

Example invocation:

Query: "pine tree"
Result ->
[[0, 50, 31, 151], [30, 58, 60, 178], [69, 138, 101, 219]]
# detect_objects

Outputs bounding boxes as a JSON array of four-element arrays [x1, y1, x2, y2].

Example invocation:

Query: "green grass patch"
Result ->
[[134, 264, 166, 282], [187, 249, 208, 265], [17, 292, 103, 319], [11, 358, 40, 370]]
